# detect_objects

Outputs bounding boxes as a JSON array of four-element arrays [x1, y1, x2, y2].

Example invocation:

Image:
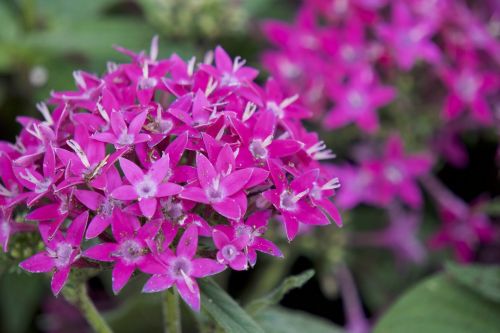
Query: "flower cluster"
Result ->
[[262, 0, 498, 262], [0, 38, 341, 311]]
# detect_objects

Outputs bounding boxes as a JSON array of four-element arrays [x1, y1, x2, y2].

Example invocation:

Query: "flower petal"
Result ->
[[19, 252, 54, 273], [112, 261, 135, 294], [143, 274, 174, 293]]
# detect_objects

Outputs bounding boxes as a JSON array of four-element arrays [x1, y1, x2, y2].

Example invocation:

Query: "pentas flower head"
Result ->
[[0, 39, 341, 311]]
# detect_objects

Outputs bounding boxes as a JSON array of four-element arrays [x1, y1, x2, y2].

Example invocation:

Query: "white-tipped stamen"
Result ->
[[242, 102, 257, 122], [66, 140, 90, 168], [36, 102, 53, 125]]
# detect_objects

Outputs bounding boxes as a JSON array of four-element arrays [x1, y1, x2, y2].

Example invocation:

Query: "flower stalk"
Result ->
[[62, 282, 113, 333], [163, 289, 182, 333]]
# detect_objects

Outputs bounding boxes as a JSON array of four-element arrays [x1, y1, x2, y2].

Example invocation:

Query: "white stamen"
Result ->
[[280, 94, 299, 109], [73, 71, 86, 89], [66, 140, 90, 168], [36, 102, 53, 125], [242, 102, 257, 122]]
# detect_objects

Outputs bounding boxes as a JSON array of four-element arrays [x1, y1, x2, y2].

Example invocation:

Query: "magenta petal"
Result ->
[[86, 215, 112, 239], [110, 111, 128, 136], [111, 210, 138, 241], [112, 185, 138, 200], [229, 253, 248, 271], [177, 225, 198, 258], [149, 154, 171, 184], [139, 197, 157, 218], [19, 252, 54, 273], [156, 183, 183, 197], [252, 237, 283, 257], [212, 229, 230, 249], [75, 190, 103, 210], [192, 258, 226, 278], [129, 111, 148, 135], [282, 213, 299, 241], [212, 198, 242, 220], [67, 210, 88, 246], [195, 154, 217, 189], [112, 261, 135, 294], [84, 243, 118, 262], [268, 139, 302, 157], [215, 46, 233, 72], [215, 145, 236, 175], [179, 187, 209, 204], [143, 274, 174, 293], [26, 203, 61, 221], [119, 158, 144, 185], [92, 132, 117, 144], [176, 278, 201, 311], [316, 199, 342, 227], [51, 267, 70, 295], [220, 169, 253, 196]]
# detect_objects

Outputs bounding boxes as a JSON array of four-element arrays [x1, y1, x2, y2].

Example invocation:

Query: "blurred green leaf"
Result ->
[[255, 307, 345, 333], [0, 2, 19, 41], [0, 272, 45, 333], [106, 293, 163, 333], [200, 278, 265, 333], [24, 18, 156, 61], [374, 273, 500, 333], [446, 263, 500, 303], [483, 199, 500, 216], [245, 269, 315, 315], [37, 0, 120, 19]]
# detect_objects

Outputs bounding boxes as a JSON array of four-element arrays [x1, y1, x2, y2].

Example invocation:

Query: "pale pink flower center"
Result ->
[[347, 91, 366, 109], [169, 257, 192, 279], [384, 165, 403, 184], [54, 242, 74, 268], [118, 131, 134, 146], [280, 191, 298, 211], [267, 101, 285, 119], [455, 74, 480, 102], [249, 139, 269, 159], [135, 176, 158, 199], [118, 239, 144, 264], [206, 177, 225, 202], [221, 244, 238, 261]]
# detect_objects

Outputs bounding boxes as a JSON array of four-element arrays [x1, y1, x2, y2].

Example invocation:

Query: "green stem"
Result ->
[[163, 289, 181, 333], [62, 282, 113, 333]]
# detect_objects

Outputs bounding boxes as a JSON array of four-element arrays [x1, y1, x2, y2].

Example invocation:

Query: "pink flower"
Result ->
[[325, 69, 395, 133], [230, 211, 283, 267], [111, 155, 183, 218], [369, 135, 433, 208], [441, 65, 498, 124], [143, 225, 225, 311], [84, 210, 161, 294], [19, 211, 88, 295], [377, 2, 441, 70], [92, 111, 151, 148], [180, 146, 267, 220], [263, 161, 334, 240]]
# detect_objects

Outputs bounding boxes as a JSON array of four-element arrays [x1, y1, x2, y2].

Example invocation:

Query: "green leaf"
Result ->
[[446, 263, 500, 303], [255, 307, 345, 333], [199, 278, 265, 333], [105, 293, 163, 333], [0, 272, 45, 333], [245, 269, 315, 315], [37, 0, 121, 19], [483, 199, 500, 216], [374, 273, 500, 333]]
